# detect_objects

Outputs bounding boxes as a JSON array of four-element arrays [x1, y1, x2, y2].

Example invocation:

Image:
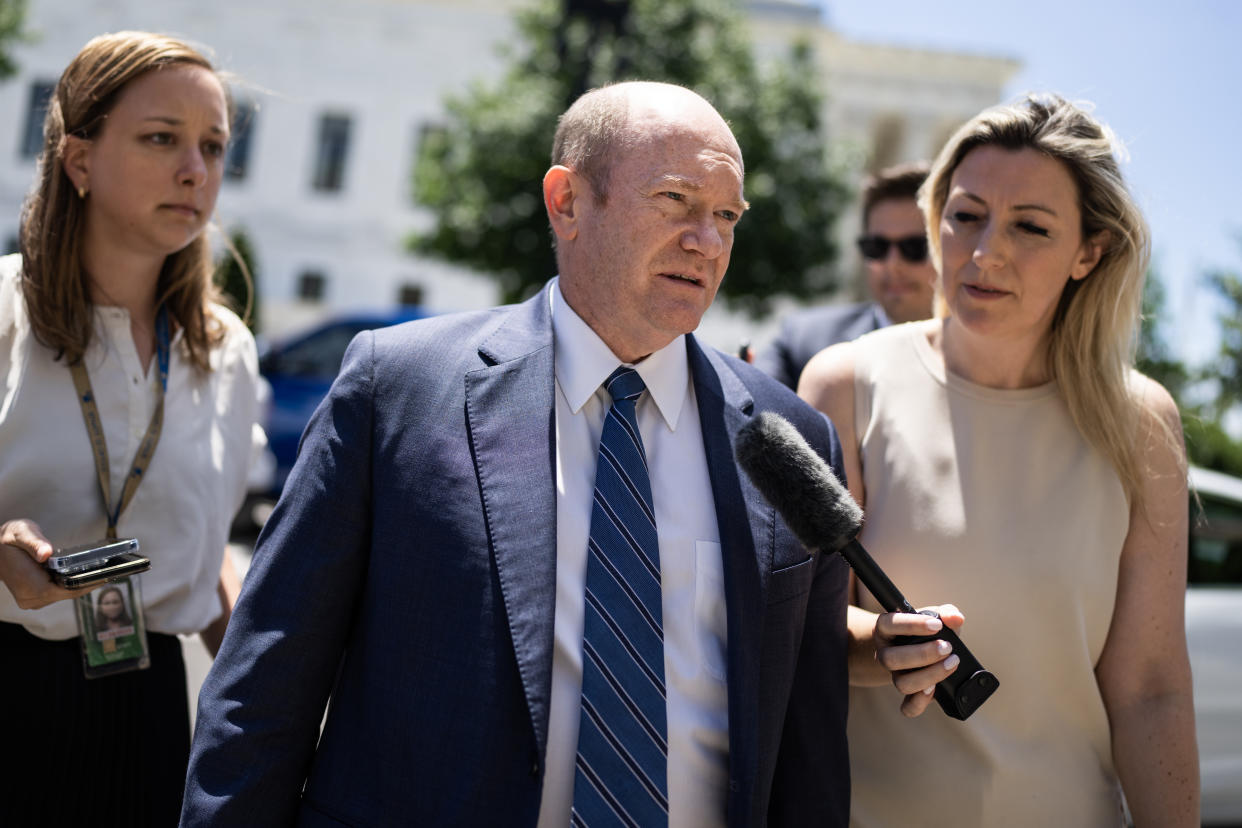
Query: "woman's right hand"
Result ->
[[873, 604, 966, 717], [0, 519, 88, 609]]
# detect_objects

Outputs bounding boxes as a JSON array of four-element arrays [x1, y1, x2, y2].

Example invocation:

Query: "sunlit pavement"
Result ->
[[181, 528, 259, 727]]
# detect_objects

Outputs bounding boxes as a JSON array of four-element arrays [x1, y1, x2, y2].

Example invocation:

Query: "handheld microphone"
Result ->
[[734, 412, 998, 721]]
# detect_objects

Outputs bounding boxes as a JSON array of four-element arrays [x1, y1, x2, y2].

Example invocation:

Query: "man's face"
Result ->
[[557, 103, 746, 363], [862, 197, 937, 324]]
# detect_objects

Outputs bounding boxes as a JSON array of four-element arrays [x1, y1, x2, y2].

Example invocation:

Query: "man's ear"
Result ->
[[543, 165, 581, 243], [61, 135, 92, 194], [1070, 230, 1109, 281]]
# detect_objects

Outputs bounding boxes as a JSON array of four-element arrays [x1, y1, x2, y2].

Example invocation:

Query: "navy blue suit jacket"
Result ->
[[182, 284, 851, 827], [756, 302, 888, 390]]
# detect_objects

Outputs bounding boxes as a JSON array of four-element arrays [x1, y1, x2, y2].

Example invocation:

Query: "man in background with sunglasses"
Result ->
[[757, 161, 936, 390]]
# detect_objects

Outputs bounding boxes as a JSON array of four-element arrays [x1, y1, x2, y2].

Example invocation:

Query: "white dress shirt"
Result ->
[[0, 254, 266, 639], [537, 281, 729, 827]]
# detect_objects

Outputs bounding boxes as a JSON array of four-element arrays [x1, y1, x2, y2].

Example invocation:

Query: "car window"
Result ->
[[1189, 492, 1242, 587], [271, 323, 368, 379]]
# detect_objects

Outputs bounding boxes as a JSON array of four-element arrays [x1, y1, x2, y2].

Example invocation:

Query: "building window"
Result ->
[[20, 81, 55, 159], [226, 98, 257, 181], [297, 270, 327, 302], [397, 282, 425, 306], [312, 114, 352, 192]]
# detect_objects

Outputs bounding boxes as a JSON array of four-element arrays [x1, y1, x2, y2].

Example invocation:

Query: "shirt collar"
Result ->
[[550, 279, 689, 432]]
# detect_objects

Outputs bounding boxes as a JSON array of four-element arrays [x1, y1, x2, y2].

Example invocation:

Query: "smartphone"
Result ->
[[46, 538, 140, 573], [52, 552, 150, 589], [45, 538, 150, 589]]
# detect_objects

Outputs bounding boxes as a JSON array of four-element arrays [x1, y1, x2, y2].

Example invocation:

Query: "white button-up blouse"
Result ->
[[0, 254, 267, 639]]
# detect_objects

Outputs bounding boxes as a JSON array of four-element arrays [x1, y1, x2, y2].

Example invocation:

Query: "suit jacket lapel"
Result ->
[[465, 287, 558, 759], [688, 337, 772, 821], [465, 320, 780, 784]]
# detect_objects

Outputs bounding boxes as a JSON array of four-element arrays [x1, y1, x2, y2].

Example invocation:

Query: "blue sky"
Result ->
[[823, 0, 1240, 366]]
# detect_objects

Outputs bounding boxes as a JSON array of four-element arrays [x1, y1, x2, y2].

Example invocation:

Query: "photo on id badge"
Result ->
[[76, 577, 150, 677]]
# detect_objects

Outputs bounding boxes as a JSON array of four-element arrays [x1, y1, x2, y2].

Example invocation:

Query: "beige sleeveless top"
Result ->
[[846, 321, 1130, 828]]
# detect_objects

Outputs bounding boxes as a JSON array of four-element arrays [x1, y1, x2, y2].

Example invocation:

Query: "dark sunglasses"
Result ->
[[857, 234, 928, 263]]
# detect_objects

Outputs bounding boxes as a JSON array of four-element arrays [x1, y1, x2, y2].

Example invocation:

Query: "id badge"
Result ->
[[74, 576, 151, 679]]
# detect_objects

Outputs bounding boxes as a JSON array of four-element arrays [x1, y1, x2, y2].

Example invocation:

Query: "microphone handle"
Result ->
[[838, 538, 917, 614], [836, 538, 999, 721]]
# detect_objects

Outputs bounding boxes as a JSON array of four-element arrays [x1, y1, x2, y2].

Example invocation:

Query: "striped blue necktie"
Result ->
[[572, 367, 668, 827]]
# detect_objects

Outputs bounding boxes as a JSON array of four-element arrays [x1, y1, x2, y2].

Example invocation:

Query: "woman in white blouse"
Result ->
[[0, 32, 264, 827]]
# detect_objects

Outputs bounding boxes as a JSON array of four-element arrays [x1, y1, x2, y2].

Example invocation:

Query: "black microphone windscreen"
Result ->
[[738, 413, 1001, 721], [734, 411, 862, 555]]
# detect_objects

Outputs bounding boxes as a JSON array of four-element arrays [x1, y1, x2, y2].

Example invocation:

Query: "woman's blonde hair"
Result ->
[[19, 30, 232, 371], [921, 93, 1159, 508]]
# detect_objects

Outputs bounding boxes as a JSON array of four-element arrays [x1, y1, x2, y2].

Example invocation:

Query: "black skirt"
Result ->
[[0, 621, 191, 827]]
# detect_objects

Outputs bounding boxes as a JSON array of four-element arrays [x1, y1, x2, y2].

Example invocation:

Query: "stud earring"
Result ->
[[77, 186, 87, 199]]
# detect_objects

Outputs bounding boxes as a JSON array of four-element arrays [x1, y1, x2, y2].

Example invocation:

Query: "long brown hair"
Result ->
[[19, 31, 232, 371]]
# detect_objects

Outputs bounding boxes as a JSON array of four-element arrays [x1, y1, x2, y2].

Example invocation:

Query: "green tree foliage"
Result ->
[[1135, 263, 1242, 476], [1140, 251, 1242, 477], [1183, 415, 1242, 479], [1205, 264, 1242, 416], [0, 0, 27, 80], [215, 228, 260, 335], [1136, 266, 1190, 402], [1185, 259, 1242, 477], [411, 0, 850, 313]]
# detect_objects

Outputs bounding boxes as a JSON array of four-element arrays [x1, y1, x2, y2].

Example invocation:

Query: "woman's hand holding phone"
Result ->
[[0, 518, 90, 609]]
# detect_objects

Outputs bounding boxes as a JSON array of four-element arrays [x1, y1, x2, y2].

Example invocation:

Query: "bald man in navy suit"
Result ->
[[184, 82, 853, 827]]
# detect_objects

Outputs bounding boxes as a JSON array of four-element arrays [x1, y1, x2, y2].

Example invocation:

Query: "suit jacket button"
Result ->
[[729, 779, 739, 792]]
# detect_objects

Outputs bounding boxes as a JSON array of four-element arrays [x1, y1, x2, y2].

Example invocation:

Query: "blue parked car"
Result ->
[[258, 308, 433, 495]]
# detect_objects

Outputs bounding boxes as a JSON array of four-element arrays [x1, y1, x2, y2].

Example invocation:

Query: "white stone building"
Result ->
[[0, 0, 1016, 347]]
